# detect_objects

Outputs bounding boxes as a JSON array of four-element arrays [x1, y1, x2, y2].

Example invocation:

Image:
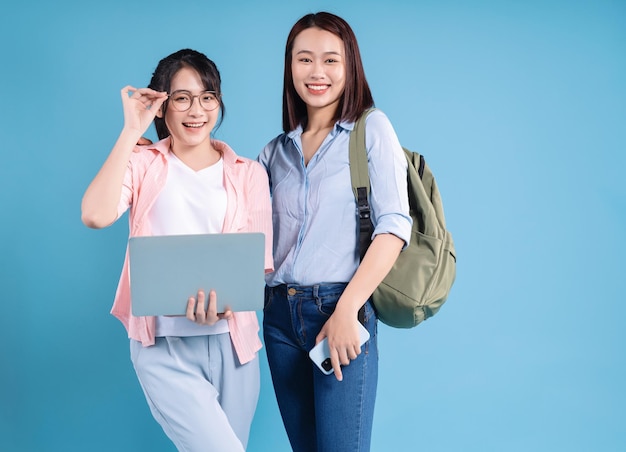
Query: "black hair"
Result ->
[[282, 12, 373, 132], [148, 49, 225, 140]]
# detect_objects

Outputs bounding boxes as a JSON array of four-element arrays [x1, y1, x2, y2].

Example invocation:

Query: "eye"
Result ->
[[298, 57, 312, 63], [201, 93, 215, 102], [170, 91, 190, 102]]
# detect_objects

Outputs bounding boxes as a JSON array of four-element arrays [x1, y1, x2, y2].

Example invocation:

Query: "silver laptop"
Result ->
[[129, 233, 266, 316]]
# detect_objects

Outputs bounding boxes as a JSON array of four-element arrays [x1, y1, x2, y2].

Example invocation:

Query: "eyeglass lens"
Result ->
[[169, 91, 219, 111]]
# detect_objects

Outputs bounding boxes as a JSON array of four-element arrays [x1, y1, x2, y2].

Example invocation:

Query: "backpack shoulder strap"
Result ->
[[349, 109, 375, 197], [349, 109, 376, 260]]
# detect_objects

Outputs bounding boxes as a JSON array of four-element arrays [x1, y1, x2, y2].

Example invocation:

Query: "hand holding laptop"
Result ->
[[186, 289, 233, 325]]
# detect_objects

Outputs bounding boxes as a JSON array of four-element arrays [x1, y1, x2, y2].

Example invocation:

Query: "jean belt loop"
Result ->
[[312, 284, 319, 298]]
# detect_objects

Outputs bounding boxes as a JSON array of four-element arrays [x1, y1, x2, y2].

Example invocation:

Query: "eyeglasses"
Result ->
[[167, 90, 220, 112]]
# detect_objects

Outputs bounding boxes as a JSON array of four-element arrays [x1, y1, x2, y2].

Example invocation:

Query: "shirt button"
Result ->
[[287, 288, 297, 296]]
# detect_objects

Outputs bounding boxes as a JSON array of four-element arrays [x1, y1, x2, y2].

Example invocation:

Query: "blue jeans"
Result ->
[[263, 283, 378, 452]]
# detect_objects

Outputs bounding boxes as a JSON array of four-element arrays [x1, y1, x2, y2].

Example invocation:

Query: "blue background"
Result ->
[[1, 0, 624, 451]]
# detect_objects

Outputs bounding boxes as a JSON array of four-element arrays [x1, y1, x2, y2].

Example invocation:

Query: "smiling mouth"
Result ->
[[183, 122, 204, 128], [306, 84, 330, 91]]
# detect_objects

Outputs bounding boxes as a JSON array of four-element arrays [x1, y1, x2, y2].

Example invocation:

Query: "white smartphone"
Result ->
[[308, 322, 371, 375]]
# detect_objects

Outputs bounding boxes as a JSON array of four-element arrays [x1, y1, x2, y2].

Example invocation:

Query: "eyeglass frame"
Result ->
[[165, 89, 221, 112]]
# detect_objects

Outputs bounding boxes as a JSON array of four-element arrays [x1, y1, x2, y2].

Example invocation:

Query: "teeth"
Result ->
[[307, 85, 328, 91], [184, 123, 204, 128]]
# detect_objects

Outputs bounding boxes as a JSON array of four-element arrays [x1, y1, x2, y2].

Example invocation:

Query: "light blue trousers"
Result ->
[[130, 334, 260, 451]]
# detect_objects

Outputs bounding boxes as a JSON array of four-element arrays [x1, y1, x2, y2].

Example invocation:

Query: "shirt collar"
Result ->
[[143, 136, 171, 155], [143, 137, 244, 165], [337, 119, 354, 132], [287, 119, 354, 140]]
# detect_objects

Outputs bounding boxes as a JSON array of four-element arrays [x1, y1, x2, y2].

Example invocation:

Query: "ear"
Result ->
[[155, 104, 164, 118]]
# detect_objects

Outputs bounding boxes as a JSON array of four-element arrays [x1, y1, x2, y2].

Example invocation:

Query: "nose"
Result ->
[[188, 95, 203, 114], [310, 60, 325, 79]]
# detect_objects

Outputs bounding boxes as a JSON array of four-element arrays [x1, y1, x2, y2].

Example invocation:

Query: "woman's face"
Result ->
[[158, 66, 220, 150], [291, 27, 346, 115]]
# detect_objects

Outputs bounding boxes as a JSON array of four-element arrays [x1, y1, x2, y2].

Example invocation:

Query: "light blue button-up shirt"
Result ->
[[258, 109, 412, 287]]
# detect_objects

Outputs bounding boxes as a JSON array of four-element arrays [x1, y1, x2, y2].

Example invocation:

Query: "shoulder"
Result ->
[[236, 156, 267, 177], [214, 139, 246, 164], [360, 109, 401, 147], [214, 139, 268, 178], [363, 108, 394, 132], [128, 139, 169, 167], [264, 132, 291, 150], [258, 131, 292, 167]]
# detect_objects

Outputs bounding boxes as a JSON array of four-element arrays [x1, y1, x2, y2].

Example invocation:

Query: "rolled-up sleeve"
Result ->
[[365, 110, 412, 248]]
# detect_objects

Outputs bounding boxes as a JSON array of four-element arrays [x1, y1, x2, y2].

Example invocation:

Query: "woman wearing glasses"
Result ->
[[81, 49, 273, 451]]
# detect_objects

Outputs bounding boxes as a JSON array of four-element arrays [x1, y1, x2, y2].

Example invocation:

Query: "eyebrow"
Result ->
[[169, 89, 216, 94], [295, 49, 343, 56]]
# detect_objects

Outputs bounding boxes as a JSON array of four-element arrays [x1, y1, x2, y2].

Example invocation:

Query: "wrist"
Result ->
[[334, 298, 362, 319], [120, 125, 145, 140]]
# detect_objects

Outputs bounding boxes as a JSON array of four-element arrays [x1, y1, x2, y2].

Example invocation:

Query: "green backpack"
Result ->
[[349, 109, 456, 328]]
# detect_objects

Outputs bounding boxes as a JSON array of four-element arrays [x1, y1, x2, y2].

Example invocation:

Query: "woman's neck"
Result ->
[[300, 107, 338, 165], [170, 139, 221, 171], [305, 106, 337, 133]]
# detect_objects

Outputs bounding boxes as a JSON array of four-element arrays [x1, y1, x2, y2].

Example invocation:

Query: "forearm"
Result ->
[[81, 127, 142, 228], [335, 233, 404, 317]]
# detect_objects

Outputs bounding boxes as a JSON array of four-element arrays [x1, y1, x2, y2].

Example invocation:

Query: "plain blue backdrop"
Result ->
[[1, 0, 624, 451]]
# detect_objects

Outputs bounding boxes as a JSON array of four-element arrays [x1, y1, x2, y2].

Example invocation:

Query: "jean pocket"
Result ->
[[362, 300, 377, 324], [315, 293, 341, 317], [362, 301, 378, 345]]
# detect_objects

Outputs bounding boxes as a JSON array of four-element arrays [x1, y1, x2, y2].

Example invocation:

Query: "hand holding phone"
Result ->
[[308, 322, 370, 375]]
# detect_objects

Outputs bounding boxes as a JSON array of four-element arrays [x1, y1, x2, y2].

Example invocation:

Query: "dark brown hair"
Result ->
[[282, 12, 374, 132], [148, 49, 225, 140]]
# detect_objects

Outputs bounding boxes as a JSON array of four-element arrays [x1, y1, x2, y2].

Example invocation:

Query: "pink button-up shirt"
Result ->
[[110, 137, 273, 364]]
